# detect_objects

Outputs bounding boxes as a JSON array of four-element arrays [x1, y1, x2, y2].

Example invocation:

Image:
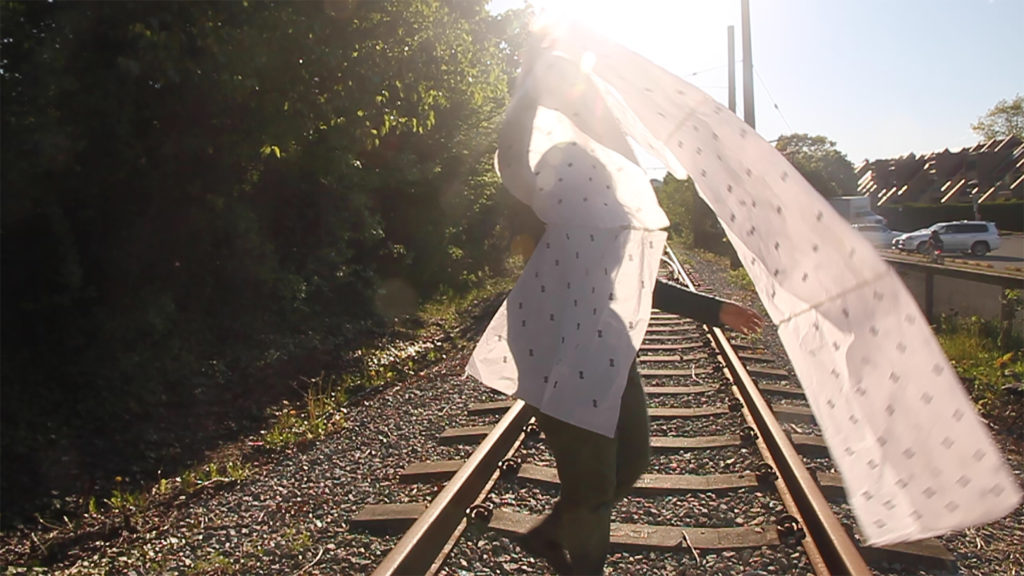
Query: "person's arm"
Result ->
[[652, 279, 722, 326], [495, 73, 540, 206], [653, 279, 765, 334]]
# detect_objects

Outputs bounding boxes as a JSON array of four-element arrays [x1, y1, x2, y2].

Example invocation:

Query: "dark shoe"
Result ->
[[519, 528, 572, 575]]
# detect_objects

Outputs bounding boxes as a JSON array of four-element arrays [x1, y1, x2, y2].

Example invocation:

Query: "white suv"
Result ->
[[892, 221, 1000, 256]]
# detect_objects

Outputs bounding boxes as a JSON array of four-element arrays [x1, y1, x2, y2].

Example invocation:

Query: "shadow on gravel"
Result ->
[[1, 287, 513, 566]]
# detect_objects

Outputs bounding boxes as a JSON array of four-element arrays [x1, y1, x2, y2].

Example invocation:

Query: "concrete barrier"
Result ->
[[885, 257, 1024, 335]]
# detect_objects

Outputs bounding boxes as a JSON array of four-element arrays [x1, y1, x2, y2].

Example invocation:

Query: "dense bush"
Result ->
[[1, 0, 528, 525], [656, 174, 738, 261]]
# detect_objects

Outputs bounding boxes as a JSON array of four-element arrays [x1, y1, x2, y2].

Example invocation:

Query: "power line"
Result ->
[[683, 64, 727, 78], [753, 67, 792, 132]]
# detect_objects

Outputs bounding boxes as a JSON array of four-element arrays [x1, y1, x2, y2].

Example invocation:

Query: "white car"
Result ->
[[892, 221, 1001, 256], [853, 223, 899, 248]]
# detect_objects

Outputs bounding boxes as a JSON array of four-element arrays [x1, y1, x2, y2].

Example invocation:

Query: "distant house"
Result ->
[[854, 135, 1024, 207]]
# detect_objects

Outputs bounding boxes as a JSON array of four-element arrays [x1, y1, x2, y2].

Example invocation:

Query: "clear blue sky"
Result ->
[[486, 0, 1024, 170]]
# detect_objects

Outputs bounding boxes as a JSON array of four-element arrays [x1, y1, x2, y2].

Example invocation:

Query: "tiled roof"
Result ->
[[854, 136, 1023, 206]]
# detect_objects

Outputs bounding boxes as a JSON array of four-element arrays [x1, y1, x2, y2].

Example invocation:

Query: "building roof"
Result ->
[[854, 136, 1023, 206]]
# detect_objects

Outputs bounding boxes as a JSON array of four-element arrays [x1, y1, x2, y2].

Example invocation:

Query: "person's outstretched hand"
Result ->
[[718, 302, 765, 335]]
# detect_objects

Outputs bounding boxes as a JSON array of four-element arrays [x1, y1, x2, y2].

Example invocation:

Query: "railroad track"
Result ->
[[352, 249, 957, 575]]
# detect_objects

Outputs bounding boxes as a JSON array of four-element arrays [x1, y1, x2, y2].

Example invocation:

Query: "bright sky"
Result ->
[[486, 0, 1024, 171]]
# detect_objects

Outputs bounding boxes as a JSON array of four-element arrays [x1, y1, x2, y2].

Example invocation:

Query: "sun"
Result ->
[[524, 0, 643, 42], [516, 0, 735, 66]]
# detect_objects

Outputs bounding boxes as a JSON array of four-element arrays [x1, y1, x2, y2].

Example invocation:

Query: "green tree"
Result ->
[[1, 0, 528, 525], [971, 94, 1024, 140], [655, 173, 730, 256], [774, 133, 858, 198], [655, 174, 696, 247]]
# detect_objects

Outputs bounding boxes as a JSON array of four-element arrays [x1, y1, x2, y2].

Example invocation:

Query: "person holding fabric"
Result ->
[[520, 277, 763, 575], [466, 36, 764, 575], [473, 19, 1021, 567]]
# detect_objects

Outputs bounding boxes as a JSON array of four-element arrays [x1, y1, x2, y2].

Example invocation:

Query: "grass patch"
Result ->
[[936, 314, 1023, 426], [103, 486, 146, 516], [68, 458, 253, 538], [179, 460, 250, 492], [261, 266, 520, 451], [727, 266, 755, 293], [418, 264, 519, 337], [263, 373, 347, 449], [192, 551, 232, 574]]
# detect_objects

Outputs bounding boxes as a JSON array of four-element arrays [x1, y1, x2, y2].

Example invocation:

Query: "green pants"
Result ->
[[533, 361, 649, 574]]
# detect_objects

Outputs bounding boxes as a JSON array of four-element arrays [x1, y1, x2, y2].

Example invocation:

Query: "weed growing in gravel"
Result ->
[[261, 266, 518, 452], [179, 460, 250, 492], [419, 273, 516, 340], [104, 487, 146, 515], [937, 314, 1023, 427], [282, 527, 314, 553], [727, 266, 755, 293], [263, 373, 347, 448], [193, 551, 232, 573]]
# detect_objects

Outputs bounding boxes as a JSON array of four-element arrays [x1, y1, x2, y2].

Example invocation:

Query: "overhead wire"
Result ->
[[683, 64, 727, 78], [752, 66, 793, 132]]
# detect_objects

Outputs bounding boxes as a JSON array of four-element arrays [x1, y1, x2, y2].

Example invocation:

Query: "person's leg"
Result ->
[[528, 360, 649, 574], [613, 361, 650, 500], [519, 508, 572, 575], [535, 410, 616, 574]]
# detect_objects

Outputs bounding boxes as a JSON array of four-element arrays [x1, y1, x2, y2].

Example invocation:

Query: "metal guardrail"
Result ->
[[882, 252, 1024, 287]]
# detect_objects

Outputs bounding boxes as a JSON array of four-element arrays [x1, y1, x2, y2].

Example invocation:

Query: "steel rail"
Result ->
[[710, 326, 870, 575], [664, 245, 870, 575], [663, 243, 872, 569], [372, 399, 534, 576], [373, 246, 872, 574]]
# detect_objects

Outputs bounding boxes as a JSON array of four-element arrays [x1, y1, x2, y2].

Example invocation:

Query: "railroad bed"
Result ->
[[15, 251, 1019, 575], [351, 255, 957, 576]]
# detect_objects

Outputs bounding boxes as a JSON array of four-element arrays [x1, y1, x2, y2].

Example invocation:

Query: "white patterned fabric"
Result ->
[[467, 20, 1021, 546], [466, 53, 671, 438]]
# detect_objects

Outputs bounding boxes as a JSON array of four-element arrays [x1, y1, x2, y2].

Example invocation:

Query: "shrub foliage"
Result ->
[[1, 0, 529, 524]]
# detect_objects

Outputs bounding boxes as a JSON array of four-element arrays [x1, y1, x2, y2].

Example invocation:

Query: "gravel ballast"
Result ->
[[2, 249, 1021, 575]]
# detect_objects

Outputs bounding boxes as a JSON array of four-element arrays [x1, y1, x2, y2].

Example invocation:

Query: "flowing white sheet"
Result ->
[[466, 57, 671, 437], [470, 20, 1021, 546]]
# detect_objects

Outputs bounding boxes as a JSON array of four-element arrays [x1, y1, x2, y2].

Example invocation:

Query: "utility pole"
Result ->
[[741, 0, 755, 128], [727, 25, 736, 113]]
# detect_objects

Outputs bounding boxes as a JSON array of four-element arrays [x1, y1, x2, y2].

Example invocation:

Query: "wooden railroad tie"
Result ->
[[770, 404, 816, 425], [756, 383, 805, 396], [464, 395, 726, 417], [515, 464, 760, 493], [647, 319, 698, 327], [643, 385, 717, 395], [645, 326, 702, 334], [438, 427, 829, 457], [639, 368, 714, 377], [351, 505, 781, 550], [642, 333, 703, 341], [460, 400, 811, 426], [745, 366, 790, 378], [639, 342, 704, 351], [352, 502, 951, 565]]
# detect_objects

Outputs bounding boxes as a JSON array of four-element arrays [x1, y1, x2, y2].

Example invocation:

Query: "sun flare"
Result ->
[[523, 0, 733, 53], [526, 0, 643, 42]]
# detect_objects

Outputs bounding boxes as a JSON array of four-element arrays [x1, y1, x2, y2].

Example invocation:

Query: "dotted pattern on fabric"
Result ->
[[471, 22, 1023, 546]]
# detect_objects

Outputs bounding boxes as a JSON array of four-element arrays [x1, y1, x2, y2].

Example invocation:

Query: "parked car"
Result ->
[[892, 221, 1000, 256], [853, 223, 899, 248]]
